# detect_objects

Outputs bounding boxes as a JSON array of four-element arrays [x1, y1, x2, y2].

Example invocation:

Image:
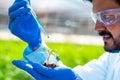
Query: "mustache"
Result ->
[[99, 31, 112, 37]]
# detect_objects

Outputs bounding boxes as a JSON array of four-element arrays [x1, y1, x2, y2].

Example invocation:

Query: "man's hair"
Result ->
[[87, 0, 92, 2], [83, 0, 92, 2], [86, 0, 120, 5]]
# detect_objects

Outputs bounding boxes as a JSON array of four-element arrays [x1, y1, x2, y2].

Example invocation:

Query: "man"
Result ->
[[8, 0, 120, 80]]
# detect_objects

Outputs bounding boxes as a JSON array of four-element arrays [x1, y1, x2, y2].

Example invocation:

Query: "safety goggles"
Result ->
[[91, 8, 120, 26]]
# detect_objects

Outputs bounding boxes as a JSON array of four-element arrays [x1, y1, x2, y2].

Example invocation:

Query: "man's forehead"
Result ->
[[92, 0, 120, 13]]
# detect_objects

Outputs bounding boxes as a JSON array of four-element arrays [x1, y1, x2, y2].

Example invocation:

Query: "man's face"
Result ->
[[92, 0, 120, 53]]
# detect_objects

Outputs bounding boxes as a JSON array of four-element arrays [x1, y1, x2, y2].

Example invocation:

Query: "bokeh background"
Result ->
[[0, 0, 105, 80]]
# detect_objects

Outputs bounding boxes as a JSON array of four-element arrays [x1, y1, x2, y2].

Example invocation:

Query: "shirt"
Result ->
[[73, 52, 120, 80]]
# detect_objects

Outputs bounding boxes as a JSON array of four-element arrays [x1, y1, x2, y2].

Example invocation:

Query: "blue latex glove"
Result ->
[[12, 60, 82, 80], [8, 0, 42, 49]]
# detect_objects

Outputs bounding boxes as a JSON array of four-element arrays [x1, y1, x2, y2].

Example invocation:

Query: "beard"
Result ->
[[99, 31, 120, 53]]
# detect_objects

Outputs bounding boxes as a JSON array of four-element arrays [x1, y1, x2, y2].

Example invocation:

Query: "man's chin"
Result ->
[[104, 42, 120, 53], [104, 47, 120, 53]]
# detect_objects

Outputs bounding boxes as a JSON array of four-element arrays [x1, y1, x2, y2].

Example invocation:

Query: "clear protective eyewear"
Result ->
[[91, 8, 120, 26]]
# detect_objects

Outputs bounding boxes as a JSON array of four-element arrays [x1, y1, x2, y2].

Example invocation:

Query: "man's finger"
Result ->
[[12, 60, 44, 79], [32, 62, 55, 77]]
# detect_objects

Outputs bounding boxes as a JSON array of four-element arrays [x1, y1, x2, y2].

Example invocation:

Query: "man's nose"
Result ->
[[94, 20, 107, 32]]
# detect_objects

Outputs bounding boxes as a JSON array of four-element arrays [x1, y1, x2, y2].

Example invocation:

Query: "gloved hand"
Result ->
[[12, 60, 82, 80], [8, 0, 42, 49]]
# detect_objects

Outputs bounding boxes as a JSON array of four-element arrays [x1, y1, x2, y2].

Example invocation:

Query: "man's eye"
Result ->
[[102, 14, 115, 23]]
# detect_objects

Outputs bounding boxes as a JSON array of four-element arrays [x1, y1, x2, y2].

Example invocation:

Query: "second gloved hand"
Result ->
[[12, 60, 82, 80], [8, 0, 42, 49]]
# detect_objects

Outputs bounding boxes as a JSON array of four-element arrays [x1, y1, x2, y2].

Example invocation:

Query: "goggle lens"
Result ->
[[91, 8, 120, 26]]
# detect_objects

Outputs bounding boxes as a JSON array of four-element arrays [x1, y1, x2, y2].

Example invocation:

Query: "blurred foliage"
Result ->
[[0, 40, 105, 80], [0, 40, 34, 80]]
